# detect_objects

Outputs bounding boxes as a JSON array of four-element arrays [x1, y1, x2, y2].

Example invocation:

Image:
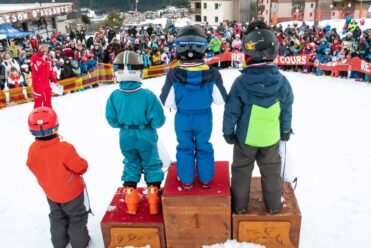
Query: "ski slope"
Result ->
[[1, 69, 371, 247]]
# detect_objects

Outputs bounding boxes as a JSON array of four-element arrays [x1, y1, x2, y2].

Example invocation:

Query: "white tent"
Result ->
[[0, 34, 6, 40]]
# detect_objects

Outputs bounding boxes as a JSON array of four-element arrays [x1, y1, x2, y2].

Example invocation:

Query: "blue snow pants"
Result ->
[[175, 109, 215, 184], [119, 127, 164, 184]]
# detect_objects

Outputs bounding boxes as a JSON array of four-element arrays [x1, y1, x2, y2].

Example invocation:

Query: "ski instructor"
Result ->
[[30, 43, 58, 109]]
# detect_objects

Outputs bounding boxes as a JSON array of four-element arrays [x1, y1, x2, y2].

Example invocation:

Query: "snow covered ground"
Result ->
[[1, 69, 371, 247]]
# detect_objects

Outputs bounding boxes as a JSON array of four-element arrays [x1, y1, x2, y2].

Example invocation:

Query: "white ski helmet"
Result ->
[[113, 51, 144, 83]]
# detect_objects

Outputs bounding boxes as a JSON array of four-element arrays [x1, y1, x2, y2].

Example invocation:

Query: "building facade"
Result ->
[[189, 0, 267, 25], [0, 3, 73, 36], [272, 0, 370, 23], [188, 0, 370, 25]]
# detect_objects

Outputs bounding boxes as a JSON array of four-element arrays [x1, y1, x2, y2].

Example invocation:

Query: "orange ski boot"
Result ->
[[147, 186, 161, 215], [123, 187, 140, 215]]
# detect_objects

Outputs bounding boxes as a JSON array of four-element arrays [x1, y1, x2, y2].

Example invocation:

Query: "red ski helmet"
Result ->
[[81, 56, 88, 63], [28, 107, 59, 137]]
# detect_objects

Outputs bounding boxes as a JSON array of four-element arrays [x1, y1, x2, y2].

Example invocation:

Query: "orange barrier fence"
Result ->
[[0, 61, 180, 109]]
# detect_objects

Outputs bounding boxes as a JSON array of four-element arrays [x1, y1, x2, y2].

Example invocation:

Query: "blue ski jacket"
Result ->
[[160, 60, 227, 111]]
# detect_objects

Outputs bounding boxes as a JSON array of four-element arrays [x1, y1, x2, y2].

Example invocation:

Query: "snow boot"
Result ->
[[147, 186, 161, 215], [181, 182, 194, 191], [201, 182, 211, 189], [123, 187, 140, 215]]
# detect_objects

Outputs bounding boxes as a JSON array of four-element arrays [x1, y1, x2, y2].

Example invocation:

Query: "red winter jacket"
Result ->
[[26, 136, 88, 203], [30, 38, 38, 48], [30, 52, 57, 91]]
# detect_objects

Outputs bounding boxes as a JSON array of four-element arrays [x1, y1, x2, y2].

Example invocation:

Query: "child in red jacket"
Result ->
[[26, 107, 90, 248]]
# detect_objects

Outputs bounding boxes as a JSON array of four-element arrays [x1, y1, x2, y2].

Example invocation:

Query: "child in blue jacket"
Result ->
[[160, 25, 227, 190]]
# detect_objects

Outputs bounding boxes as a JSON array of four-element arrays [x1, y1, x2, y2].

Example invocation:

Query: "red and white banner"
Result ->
[[205, 52, 245, 64], [274, 55, 313, 66], [349, 57, 371, 75], [203, 53, 371, 74], [314, 59, 350, 72]]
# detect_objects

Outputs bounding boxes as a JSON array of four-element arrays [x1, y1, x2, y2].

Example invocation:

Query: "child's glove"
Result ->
[[224, 133, 237, 145], [281, 129, 294, 141]]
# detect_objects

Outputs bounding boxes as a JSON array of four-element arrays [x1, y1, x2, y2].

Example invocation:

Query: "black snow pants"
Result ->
[[231, 141, 282, 213], [47, 192, 89, 248]]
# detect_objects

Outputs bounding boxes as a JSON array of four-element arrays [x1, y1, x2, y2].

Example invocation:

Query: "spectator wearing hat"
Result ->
[[79, 56, 89, 75], [108, 28, 116, 44], [92, 43, 104, 62], [87, 53, 97, 71], [2, 52, 20, 82], [0, 57, 6, 90], [342, 32, 355, 52], [8, 66, 27, 102], [9, 40, 21, 63], [60, 59, 74, 80], [8, 66, 25, 89], [21, 64, 32, 87]]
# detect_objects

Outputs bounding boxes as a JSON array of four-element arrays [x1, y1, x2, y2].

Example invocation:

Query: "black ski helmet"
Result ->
[[242, 21, 279, 62], [175, 25, 208, 60]]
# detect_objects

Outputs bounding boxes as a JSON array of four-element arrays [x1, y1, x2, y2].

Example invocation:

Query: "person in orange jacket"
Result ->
[[26, 107, 90, 248]]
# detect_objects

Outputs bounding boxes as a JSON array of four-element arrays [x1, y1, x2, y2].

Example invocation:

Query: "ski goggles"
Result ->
[[176, 37, 208, 54], [113, 64, 144, 71]]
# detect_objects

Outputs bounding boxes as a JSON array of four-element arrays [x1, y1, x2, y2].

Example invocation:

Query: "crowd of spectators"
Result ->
[[275, 17, 371, 82], [0, 17, 370, 101]]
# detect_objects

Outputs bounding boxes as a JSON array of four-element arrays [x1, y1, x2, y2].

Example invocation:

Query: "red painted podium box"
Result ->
[[233, 177, 302, 248], [162, 161, 231, 248], [100, 188, 166, 248]]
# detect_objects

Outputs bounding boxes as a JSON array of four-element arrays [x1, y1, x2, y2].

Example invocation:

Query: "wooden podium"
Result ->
[[232, 177, 302, 248], [100, 188, 166, 248], [162, 161, 231, 248]]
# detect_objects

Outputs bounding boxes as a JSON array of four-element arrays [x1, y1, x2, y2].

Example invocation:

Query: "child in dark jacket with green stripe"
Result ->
[[223, 21, 294, 214]]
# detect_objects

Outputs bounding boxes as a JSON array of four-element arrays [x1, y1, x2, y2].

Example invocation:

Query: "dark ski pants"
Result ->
[[231, 141, 282, 213], [47, 192, 89, 248]]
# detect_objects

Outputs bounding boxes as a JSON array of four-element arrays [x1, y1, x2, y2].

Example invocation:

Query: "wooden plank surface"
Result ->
[[233, 177, 301, 248]]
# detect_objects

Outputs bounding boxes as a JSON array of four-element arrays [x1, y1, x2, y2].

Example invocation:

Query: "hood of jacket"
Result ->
[[240, 64, 285, 107], [172, 61, 213, 91]]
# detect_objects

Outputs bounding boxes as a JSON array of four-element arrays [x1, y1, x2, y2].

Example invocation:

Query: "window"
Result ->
[[266, 10, 268, 15], [215, 3, 218, 10], [311, 3, 314, 8], [195, 2, 201, 9], [195, 15, 201, 22], [310, 12, 313, 17], [204, 3, 207, 9], [215, 16, 218, 23], [267, 0, 269, 4], [204, 16, 207, 22], [332, 12, 335, 16]]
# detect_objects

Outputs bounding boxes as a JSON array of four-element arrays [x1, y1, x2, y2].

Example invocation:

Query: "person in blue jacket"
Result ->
[[105, 51, 166, 215], [223, 21, 294, 214], [87, 53, 97, 71], [160, 25, 227, 190]]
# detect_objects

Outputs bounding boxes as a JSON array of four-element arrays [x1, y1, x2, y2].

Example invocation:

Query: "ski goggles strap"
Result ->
[[176, 40, 208, 46], [113, 64, 144, 71]]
